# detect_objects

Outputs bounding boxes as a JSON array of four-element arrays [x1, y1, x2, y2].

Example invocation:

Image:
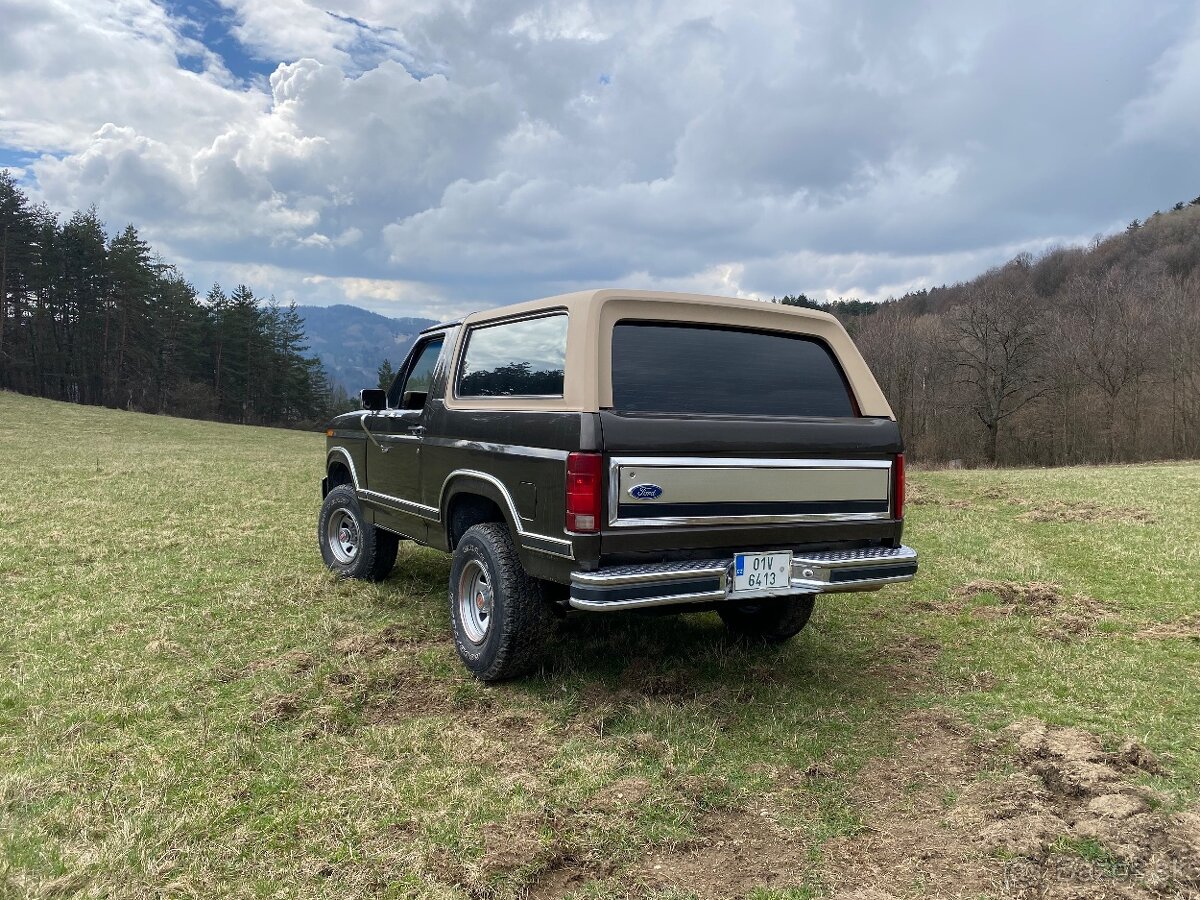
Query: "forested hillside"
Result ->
[[5, 164, 1199, 464], [0, 174, 333, 427], [295, 305, 435, 394], [788, 198, 1200, 466]]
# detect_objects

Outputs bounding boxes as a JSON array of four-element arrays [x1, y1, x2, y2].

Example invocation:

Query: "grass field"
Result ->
[[2, 390, 1199, 899]]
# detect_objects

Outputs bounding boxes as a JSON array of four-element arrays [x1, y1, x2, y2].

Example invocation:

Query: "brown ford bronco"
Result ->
[[319, 289, 916, 680]]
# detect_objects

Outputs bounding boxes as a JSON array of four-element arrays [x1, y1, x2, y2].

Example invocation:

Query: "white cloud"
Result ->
[[1121, 5, 1200, 146], [2, 0, 1199, 318]]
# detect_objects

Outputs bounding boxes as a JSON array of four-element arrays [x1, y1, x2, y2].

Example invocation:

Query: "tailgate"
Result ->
[[609, 455, 892, 526], [597, 411, 903, 551]]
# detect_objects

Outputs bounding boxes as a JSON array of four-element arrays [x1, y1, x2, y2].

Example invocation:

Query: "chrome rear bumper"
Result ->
[[569, 545, 917, 611]]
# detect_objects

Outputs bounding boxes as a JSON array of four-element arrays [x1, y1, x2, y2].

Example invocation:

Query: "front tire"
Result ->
[[318, 484, 399, 581], [719, 594, 816, 642], [449, 523, 551, 682]]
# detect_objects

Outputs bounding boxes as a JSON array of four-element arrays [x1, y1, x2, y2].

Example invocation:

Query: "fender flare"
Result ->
[[440, 470, 522, 539], [439, 470, 574, 560], [326, 447, 361, 489]]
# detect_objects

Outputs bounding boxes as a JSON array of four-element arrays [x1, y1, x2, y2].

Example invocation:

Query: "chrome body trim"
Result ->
[[439, 469, 575, 560], [792, 545, 918, 565], [610, 456, 894, 469], [424, 438, 570, 460], [609, 511, 892, 527], [568, 544, 916, 611], [789, 545, 918, 593], [607, 456, 894, 527], [357, 489, 441, 521], [572, 561, 729, 587], [326, 447, 361, 489], [569, 589, 729, 612]]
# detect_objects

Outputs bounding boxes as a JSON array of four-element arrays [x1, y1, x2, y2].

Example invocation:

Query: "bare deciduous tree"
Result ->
[[1061, 270, 1156, 461], [950, 284, 1047, 464]]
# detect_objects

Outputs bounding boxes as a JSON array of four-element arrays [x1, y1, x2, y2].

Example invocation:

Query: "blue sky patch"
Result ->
[[0, 147, 39, 172], [163, 0, 278, 82], [327, 11, 433, 78]]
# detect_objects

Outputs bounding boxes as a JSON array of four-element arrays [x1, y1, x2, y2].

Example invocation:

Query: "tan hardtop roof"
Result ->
[[459, 288, 842, 328], [446, 288, 893, 418]]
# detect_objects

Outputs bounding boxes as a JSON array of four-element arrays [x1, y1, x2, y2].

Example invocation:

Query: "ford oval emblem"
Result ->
[[628, 483, 664, 500]]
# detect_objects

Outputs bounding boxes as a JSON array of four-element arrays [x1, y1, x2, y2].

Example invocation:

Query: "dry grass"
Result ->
[[2, 391, 1199, 898]]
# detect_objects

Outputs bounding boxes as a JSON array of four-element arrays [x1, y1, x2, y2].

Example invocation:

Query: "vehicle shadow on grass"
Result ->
[[539, 606, 932, 707], [371, 547, 935, 737]]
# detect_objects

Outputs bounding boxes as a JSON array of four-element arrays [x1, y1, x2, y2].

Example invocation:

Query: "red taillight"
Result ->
[[893, 452, 905, 519], [566, 452, 603, 533]]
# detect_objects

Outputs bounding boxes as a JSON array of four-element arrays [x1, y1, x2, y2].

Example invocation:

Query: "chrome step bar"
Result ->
[[569, 545, 917, 611]]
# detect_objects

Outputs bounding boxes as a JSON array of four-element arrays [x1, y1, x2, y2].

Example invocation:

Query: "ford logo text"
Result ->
[[628, 483, 664, 500]]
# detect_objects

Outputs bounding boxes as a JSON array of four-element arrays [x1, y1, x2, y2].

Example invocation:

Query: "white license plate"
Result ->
[[733, 551, 792, 594]]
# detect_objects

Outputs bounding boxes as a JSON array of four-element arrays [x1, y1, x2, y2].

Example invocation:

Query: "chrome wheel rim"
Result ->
[[327, 509, 360, 565], [457, 559, 493, 645]]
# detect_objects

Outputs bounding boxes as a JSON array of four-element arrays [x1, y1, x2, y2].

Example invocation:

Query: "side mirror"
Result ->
[[360, 388, 387, 411], [401, 390, 428, 410]]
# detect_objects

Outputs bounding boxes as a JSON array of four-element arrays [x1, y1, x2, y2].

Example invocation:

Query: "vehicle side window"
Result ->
[[457, 313, 568, 397], [389, 337, 444, 409]]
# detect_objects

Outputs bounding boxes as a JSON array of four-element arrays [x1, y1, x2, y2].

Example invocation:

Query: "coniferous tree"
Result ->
[[0, 172, 38, 387], [377, 358, 396, 392], [0, 178, 334, 428]]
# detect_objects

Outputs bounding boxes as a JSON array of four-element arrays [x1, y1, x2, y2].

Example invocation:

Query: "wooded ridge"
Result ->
[[779, 199, 1200, 466], [0, 173, 334, 427], [3, 168, 1198, 464]]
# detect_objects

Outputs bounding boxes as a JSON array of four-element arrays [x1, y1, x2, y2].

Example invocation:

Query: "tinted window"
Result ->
[[389, 337, 443, 407], [611, 323, 855, 417], [458, 314, 568, 397]]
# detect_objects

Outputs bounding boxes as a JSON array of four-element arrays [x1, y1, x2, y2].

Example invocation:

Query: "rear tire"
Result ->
[[449, 523, 551, 682], [719, 594, 816, 642], [318, 484, 399, 581]]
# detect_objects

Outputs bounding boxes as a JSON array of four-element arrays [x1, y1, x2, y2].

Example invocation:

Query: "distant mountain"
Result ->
[[295, 304, 438, 393]]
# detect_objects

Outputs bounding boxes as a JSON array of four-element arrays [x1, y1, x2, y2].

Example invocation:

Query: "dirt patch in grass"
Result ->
[[479, 810, 555, 879], [444, 780, 666, 896], [515, 789, 815, 900], [231, 630, 423, 682], [979, 486, 1015, 500], [1017, 499, 1157, 525], [145, 638, 189, 658], [565, 658, 728, 737], [357, 669, 482, 721], [906, 483, 973, 510], [969, 486, 1156, 525], [253, 692, 304, 723], [240, 648, 316, 676], [431, 752, 814, 899], [618, 656, 697, 702], [822, 708, 994, 898], [953, 579, 1071, 613], [950, 580, 1108, 641], [905, 482, 935, 506], [626, 803, 814, 899], [821, 710, 1200, 899], [587, 776, 654, 813], [331, 623, 440, 657], [1137, 614, 1200, 642]]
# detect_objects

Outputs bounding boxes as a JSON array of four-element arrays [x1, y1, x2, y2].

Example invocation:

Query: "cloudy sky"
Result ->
[[2, 1, 1198, 318]]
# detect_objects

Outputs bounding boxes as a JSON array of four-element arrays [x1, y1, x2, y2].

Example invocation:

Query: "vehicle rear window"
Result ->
[[610, 322, 856, 417], [457, 313, 568, 397]]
